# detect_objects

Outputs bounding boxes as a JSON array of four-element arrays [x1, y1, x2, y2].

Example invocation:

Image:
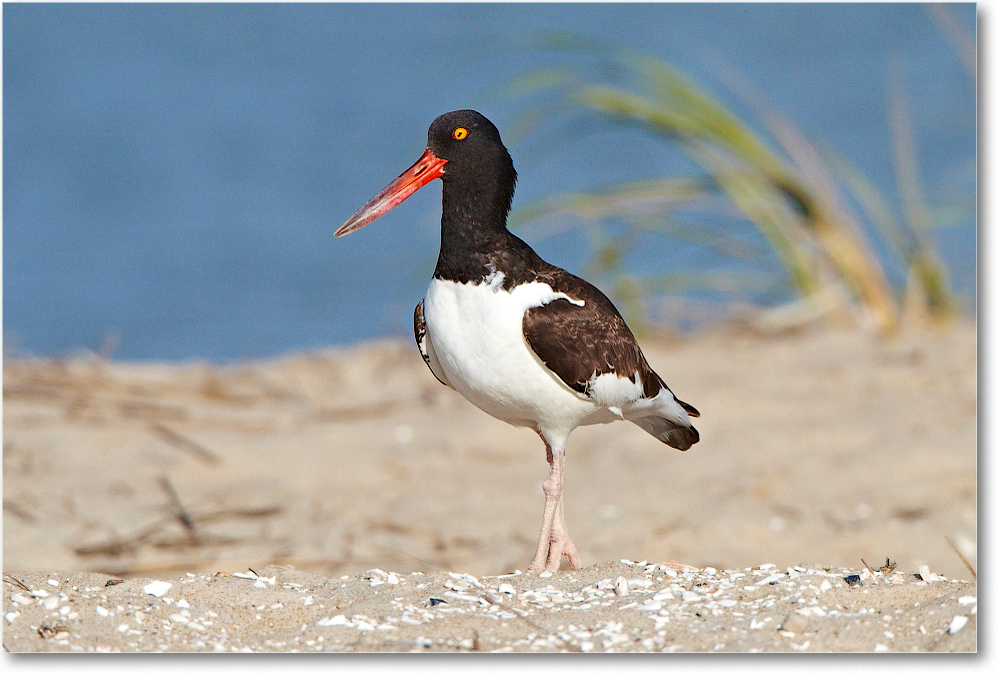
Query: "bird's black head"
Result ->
[[427, 110, 516, 191], [426, 110, 518, 233], [426, 110, 505, 163], [335, 109, 516, 238]]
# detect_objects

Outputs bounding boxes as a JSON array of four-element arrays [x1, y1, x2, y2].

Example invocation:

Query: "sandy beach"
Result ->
[[2, 321, 977, 652]]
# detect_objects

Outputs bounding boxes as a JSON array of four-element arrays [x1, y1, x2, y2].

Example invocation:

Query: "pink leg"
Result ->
[[527, 435, 582, 572]]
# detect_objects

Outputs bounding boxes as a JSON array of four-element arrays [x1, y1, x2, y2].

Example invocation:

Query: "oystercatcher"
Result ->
[[336, 110, 699, 572]]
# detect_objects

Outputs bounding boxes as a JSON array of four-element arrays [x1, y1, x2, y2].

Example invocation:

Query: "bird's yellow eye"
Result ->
[[452, 127, 468, 140]]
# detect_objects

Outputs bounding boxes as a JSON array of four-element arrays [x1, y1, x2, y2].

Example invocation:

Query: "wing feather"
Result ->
[[522, 270, 699, 450], [414, 299, 452, 388], [521, 274, 661, 398]]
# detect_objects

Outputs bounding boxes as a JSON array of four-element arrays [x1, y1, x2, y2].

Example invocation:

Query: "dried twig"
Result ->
[[945, 536, 977, 580], [2, 499, 37, 523], [159, 476, 198, 536], [3, 573, 32, 592], [149, 422, 221, 464]]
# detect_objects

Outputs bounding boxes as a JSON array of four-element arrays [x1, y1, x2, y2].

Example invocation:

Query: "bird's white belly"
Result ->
[[423, 277, 607, 433]]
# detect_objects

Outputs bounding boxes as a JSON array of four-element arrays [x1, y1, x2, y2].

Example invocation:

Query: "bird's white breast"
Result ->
[[423, 277, 607, 433]]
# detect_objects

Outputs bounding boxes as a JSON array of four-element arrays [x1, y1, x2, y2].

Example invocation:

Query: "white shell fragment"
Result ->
[[143, 581, 173, 597], [918, 565, 944, 583], [447, 572, 484, 588], [366, 569, 403, 586], [757, 572, 785, 586], [947, 615, 969, 634]]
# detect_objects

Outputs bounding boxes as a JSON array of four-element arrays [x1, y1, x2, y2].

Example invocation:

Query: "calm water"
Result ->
[[4, 3, 976, 361]]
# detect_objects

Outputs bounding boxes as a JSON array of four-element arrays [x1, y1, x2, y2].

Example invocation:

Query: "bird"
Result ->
[[335, 110, 699, 573]]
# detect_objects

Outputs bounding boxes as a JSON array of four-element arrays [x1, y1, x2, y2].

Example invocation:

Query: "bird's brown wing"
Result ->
[[522, 273, 699, 451], [521, 273, 665, 400]]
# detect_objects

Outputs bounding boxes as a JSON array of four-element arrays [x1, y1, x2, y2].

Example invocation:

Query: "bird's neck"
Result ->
[[434, 172, 518, 283]]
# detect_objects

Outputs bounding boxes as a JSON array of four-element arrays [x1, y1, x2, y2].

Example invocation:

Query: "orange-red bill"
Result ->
[[335, 149, 448, 237]]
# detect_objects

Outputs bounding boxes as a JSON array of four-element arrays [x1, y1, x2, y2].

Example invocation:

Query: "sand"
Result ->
[[2, 321, 977, 652]]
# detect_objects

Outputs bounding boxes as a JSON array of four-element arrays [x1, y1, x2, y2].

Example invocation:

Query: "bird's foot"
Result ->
[[527, 533, 582, 573]]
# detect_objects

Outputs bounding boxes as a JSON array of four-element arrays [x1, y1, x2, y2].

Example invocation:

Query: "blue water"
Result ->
[[4, 3, 976, 362]]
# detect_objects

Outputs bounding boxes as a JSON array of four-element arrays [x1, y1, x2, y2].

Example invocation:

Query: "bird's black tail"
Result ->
[[629, 415, 699, 451]]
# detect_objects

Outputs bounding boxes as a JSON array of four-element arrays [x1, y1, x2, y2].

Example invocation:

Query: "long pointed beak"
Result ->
[[335, 149, 448, 237]]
